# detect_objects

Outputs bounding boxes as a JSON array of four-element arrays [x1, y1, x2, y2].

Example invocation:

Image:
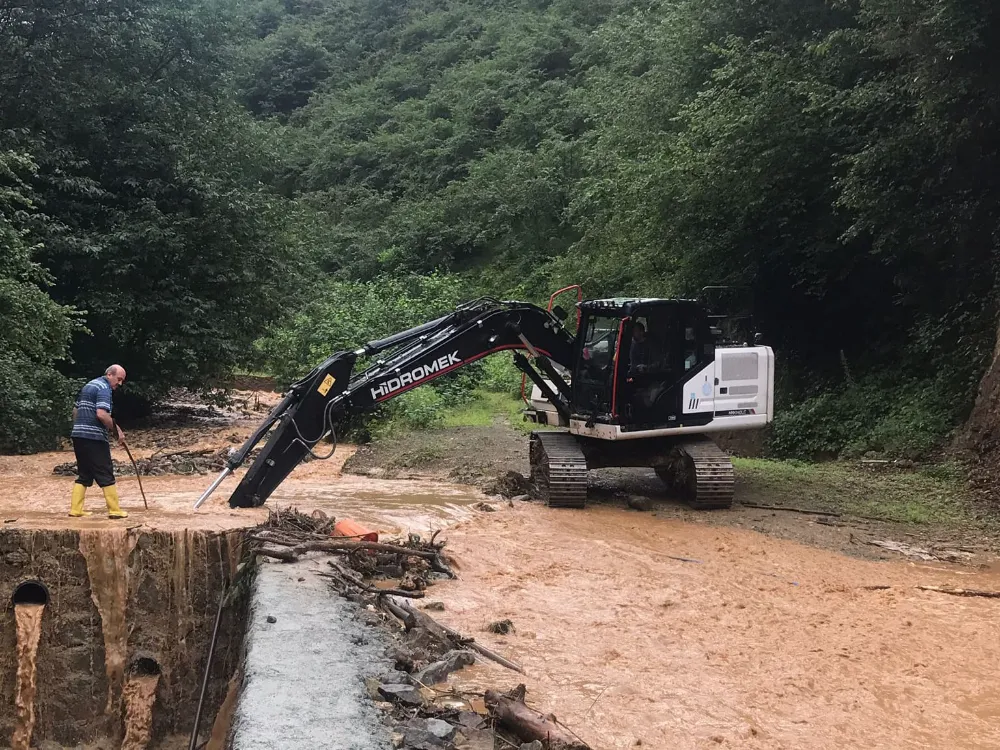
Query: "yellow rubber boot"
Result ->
[[69, 484, 93, 517], [103, 485, 129, 519]]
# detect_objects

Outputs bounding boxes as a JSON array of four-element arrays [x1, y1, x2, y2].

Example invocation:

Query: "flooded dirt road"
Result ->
[[5, 397, 1000, 749], [0, 444, 482, 534], [432, 503, 1000, 750]]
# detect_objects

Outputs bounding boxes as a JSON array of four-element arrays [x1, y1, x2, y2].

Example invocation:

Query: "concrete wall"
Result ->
[[0, 528, 248, 746]]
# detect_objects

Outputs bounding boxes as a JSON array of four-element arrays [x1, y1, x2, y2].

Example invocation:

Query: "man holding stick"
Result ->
[[68, 365, 129, 519]]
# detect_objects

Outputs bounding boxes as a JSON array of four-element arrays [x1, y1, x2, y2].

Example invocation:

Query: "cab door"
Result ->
[[572, 313, 621, 418], [619, 305, 714, 429]]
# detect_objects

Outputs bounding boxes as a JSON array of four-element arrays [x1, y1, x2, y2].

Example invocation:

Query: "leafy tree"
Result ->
[[1, 0, 297, 412], [0, 151, 78, 451]]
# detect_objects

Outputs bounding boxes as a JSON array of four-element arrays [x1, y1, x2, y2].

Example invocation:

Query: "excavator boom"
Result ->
[[196, 299, 575, 509]]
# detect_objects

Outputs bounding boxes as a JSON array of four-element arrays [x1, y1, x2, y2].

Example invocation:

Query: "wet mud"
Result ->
[[5, 388, 1000, 749], [431, 503, 1000, 750]]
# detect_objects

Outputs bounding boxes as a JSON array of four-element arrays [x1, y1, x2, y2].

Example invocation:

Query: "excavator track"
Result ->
[[529, 431, 588, 508], [657, 438, 735, 509]]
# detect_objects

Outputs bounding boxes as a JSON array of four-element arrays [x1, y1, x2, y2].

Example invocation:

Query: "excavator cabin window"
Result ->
[[620, 304, 714, 426], [573, 315, 620, 416]]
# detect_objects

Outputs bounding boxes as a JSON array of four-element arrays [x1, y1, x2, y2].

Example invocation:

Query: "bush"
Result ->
[[768, 375, 961, 462], [378, 388, 446, 433], [255, 272, 470, 387], [480, 354, 524, 398]]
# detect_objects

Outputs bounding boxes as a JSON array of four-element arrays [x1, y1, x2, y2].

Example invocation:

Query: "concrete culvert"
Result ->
[[12, 580, 49, 606], [130, 655, 162, 676]]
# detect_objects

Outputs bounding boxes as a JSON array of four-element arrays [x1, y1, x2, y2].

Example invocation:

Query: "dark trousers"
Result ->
[[72, 437, 116, 488]]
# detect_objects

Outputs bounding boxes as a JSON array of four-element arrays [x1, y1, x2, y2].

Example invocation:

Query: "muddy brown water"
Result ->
[[433, 503, 1000, 750], [7, 435, 1000, 748], [11, 604, 44, 750], [0, 445, 481, 534], [121, 675, 160, 750]]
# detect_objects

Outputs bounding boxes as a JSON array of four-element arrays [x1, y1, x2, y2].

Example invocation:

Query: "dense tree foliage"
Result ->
[[1, 0, 294, 432], [2, 0, 998, 458], [0, 152, 78, 450], [244, 0, 1000, 459]]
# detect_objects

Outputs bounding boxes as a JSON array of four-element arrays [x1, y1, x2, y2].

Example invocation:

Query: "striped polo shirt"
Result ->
[[71, 377, 113, 441]]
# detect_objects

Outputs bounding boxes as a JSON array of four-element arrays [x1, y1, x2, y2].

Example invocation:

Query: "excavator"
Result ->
[[194, 286, 774, 511]]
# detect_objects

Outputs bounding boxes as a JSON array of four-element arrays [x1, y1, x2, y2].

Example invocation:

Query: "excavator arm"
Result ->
[[194, 298, 577, 509]]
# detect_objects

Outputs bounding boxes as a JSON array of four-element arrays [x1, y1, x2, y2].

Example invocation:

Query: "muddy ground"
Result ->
[[344, 420, 1000, 564], [6, 387, 1000, 749]]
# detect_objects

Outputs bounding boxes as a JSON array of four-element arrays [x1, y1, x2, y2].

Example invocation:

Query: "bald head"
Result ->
[[104, 364, 126, 389]]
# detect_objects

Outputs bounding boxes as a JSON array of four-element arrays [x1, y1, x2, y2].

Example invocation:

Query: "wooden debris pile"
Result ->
[[250, 507, 591, 750], [53, 446, 263, 477]]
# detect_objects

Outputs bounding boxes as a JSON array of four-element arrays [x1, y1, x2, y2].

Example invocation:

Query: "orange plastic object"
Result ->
[[332, 518, 379, 542]]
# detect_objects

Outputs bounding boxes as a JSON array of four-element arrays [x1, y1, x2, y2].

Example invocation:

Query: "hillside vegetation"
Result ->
[[3, 0, 998, 462]]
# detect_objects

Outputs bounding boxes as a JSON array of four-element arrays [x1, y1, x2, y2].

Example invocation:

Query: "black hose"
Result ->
[[189, 583, 227, 750]]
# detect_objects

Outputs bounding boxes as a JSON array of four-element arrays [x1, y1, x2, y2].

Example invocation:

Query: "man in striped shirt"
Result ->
[[69, 365, 129, 519]]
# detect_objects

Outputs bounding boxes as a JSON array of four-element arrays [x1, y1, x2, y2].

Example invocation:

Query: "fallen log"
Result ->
[[737, 502, 840, 517], [485, 685, 589, 750], [385, 597, 524, 674], [256, 545, 298, 562], [917, 585, 1000, 599], [251, 538, 455, 577], [322, 560, 425, 599]]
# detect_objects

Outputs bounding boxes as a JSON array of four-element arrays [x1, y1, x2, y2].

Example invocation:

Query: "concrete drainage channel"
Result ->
[[0, 528, 248, 749], [1, 525, 552, 750], [0, 528, 399, 750]]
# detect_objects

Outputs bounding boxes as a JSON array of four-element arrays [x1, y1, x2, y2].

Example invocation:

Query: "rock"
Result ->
[[379, 669, 413, 685], [377, 683, 424, 707], [412, 650, 476, 685], [387, 646, 415, 672], [486, 619, 514, 635], [402, 725, 455, 750], [391, 732, 405, 749], [4, 550, 29, 566], [364, 677, 383, 701], [511, 494, 531, 502], [473, 502, 497, 512], [422, 600, 445, 611], [627, 495, 654, 512], [454, 729, 493, 750], [455, 711, 486, 730], [405, 718, 456, 742], [266, 615, 277, 624], [519, 742, 543, 750], [405, 626, 450, 661]]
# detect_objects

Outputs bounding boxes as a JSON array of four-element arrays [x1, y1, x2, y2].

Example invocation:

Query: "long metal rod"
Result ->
[[189, 583, 227, 750], [194, 467, 231, 510], [121, 440, 149, 510]]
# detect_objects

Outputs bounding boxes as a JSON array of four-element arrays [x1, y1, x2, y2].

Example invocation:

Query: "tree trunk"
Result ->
[[485, 685, 589, 750]]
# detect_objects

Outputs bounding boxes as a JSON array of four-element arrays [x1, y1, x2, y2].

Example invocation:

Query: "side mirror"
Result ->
[[551, 305, 569, 321], [754, 332, 763, 345]]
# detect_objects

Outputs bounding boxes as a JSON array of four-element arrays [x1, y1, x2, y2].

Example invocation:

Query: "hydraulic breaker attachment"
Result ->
[[195, 351, 356, 509]]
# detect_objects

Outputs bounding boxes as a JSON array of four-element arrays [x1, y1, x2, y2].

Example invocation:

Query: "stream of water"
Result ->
[[12, 603, 45, 750], [121, 675, 161, 750]]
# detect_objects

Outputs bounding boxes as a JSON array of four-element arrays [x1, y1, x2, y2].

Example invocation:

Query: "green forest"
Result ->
[[2, 0, 998, 460]]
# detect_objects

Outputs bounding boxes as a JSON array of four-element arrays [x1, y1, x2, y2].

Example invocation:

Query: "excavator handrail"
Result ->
[[520, 284, 583, 405]]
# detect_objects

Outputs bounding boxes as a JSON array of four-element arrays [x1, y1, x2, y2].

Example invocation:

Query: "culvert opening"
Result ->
[[12, 580, 49, 606], [130, 655, 162, 676]]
